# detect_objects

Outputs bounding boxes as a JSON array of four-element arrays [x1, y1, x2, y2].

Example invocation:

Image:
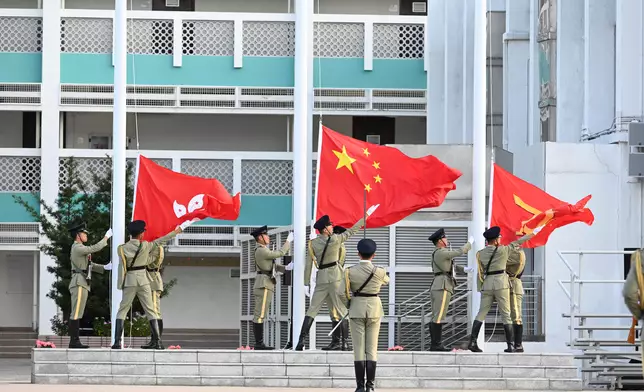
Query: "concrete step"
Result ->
[[0, 338, 37, 346], [0, 332, 37, 340], [0, 352, 30, 359], [0, 346, 32, 353]]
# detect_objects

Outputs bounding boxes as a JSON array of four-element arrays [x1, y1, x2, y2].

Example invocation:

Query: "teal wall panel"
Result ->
[[314, 58, 426, 89], [0, 53, 42, 83], [0, 193, 40, 222]]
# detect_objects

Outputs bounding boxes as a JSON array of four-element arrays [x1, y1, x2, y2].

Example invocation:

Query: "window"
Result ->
[[366, 134, 381, 145]]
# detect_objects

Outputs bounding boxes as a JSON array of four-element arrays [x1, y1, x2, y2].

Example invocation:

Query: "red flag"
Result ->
[[133, 155, 241, 241], [315, 126, 462, 228], [490, 163, 594, 248]]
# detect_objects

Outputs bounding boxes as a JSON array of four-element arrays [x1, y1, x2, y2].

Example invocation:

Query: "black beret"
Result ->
[[68, 221, 89, 235], [428, 228, 445, 242], [483, 226, 501, 240], [128, 220, 146, 236], [357, 238, 377, 254], [314, 215, 331, 231], [250, 225, 268, 238], [333, 225, 346, 234]]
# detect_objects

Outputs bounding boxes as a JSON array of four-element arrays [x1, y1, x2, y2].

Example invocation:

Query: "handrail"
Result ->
[[398, 282, 469, 318]]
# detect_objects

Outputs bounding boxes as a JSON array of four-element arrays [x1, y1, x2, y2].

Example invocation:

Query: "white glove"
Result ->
[[532, 226, 543, 234], [103, 262, 113, 271], [304, 285, 311, 298], [309, 231, 317, 240], [468, 236, 474, 244], [105, 229, 113, 239], [179, 220, 192, 231], [285, 262, 294, 271], [286, 232, 294, 242], [463, 266, 474, 273], [366, 204, 380, 217]]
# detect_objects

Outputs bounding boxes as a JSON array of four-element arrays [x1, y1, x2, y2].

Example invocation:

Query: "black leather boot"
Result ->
[[503, 324, 514, 353], [468, 320, 483, 352], [295, 316, 314, 351], [284, 321, 293, 349], [429, 322, 450, 352], [68, 319, 89, 349], [354, 360, 366, 392], [158, 319, 164, 337], [513, 324, 524, 352], [341, 319, 352, 351], [111, 319, 124, 349], [365, 360, 377, 392], [141, 320, 164, 350], [322, 321, 342, 350], [253, 322, 274, 350]]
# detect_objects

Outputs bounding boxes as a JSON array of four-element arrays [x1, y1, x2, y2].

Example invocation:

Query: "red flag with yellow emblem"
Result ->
[[490, 163, 595, 248], [315, 126, 462, 228]]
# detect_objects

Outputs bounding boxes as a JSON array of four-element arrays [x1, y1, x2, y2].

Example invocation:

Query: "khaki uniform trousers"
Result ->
[[306, 281, 348, 318], [70, 286, 89, 321], [430, 289, 452, 323], [349, 318, 381, 361], [475, 288, 512, 325], [116, 284, 159, 320], [253, 287, 274, 323], [152, 290, 162, 318]]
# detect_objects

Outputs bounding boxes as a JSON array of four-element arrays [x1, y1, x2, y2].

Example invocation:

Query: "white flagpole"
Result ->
[[110, 0, 127, 347], [471, 0, 488, 350], [487, 159, 495, 227]]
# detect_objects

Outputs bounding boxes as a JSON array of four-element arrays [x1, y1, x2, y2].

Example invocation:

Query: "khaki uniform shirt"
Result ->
[[506, 249, 526, 295], [345, 260, 390, 318], [476, 234, 533, 292], [254, 242, 290, 291], [305, 218, 364, 286], [147, 246, 165, 292], [623, 250, 644, 320], [430, 242, 472, 293], [69, 238, 109, 291], [117, 231, 178, 289]]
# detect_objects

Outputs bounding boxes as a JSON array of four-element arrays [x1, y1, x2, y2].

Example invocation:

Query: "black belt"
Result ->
[[508, 272, 523, 279], [434, 272, 453, 277], [257, 271, 272, 276], [353, 293, 378, 297], [486, 270, 505, 276], [128, 266, 146, 271], [318, 261, 338, 270], [72, 269, 88, 274], [146, 268, 160, 272]]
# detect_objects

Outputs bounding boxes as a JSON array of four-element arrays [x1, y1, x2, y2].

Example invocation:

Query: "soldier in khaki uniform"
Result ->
[[623, 249, 644, 370], [67, 222, 113, 348], [112, 220, 191, 350], [251, 225, 293, 350], [146, 245, 166, 340], [321, 225, 349, 351], [345, 238, 389, 392], [507, 248, 527, 352], [468, 226, 541, 353], [295, 204, 379, 351], [428, 228, 474, 351]]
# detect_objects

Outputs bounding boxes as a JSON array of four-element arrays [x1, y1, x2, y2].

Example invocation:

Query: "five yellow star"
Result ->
[[333, 145, 357, 174], [372, 161, 380, 170], [364, 184, 372, 192], [374, 174, 382, 183], [363, 148, 370, 157]]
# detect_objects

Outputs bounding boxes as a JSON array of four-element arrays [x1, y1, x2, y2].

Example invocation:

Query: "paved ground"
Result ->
[[0, 359, 31, 384]]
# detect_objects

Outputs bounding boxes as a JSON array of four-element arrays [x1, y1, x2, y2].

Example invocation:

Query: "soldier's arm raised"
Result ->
[[336, 218, 365, 243], [623, 252, 643, 319], [441, 242, 472, 259], [380, 267, 390, 285], [73, 237, 109, 256], [256, 242, 290, 260]]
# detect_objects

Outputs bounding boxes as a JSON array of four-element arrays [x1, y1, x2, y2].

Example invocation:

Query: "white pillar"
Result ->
[[110, 0, 127, 346], [38, 0, 61, 337], [583, 0, 616, 140], [527, 0, 540, 146], [292, 0, 313, 348], [444, 0, 464, 144], [462, 0, 474, 144], [615, 0, 643, 125], [32, 252, 38, 330], [426, 0, 445, 143], [472, 0, 487, 349], [502, 0, 530, 152]]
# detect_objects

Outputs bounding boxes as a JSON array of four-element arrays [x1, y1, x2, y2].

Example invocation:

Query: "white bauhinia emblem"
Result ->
[[173, 194, 206, 218]]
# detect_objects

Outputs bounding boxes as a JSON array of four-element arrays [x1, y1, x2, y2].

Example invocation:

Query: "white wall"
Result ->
[[0, 252, 35, 328], [0, 111, 24, 148], [161, 265, 239, 329]]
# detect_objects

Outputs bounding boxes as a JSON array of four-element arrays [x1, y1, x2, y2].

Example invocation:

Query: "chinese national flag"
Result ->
[[315, 126, 462, 228], [132, 155, 241, 241], [490, 163, 594, 248]]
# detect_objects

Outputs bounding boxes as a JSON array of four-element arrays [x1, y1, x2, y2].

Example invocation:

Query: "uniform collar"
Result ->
[[359, 259, 372, 263]]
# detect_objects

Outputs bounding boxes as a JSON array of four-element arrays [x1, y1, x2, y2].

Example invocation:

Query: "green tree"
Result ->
[[14, 157, 176, 335]]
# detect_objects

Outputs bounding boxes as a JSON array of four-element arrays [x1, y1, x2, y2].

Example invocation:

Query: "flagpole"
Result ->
[[471, 0, 488, 350], [487, 157, 494, 227], [110, 0, 127, 347], [363, 188, 367, 239]]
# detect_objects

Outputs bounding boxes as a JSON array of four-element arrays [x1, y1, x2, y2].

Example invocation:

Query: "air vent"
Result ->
[[230, 268, 241, 278], [412, 2, 427, 13], [166, 0, 180, 7]]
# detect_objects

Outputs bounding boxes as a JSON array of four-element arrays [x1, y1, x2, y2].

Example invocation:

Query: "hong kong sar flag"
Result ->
[[132, 155, 241, 241]]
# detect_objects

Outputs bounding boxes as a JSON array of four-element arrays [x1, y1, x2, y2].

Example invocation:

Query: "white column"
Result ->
[[426, 0, 445, 143], [615, 0, 643, 125], [110, 0, 127, 346], [32, 252, 38, 330], [292, 0, 313, 348], [583, 0, 616, 140], [462, 0, 475, 144], [444, 0, 464, 144], [503, 0, 530, 152], [527, 0, 540, 145], [38, 0, 61, 337], [472, 0, 487, 349]]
